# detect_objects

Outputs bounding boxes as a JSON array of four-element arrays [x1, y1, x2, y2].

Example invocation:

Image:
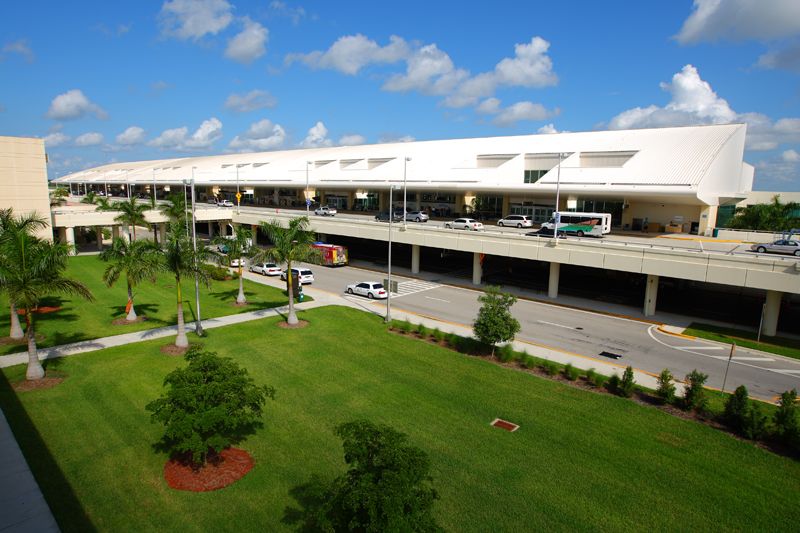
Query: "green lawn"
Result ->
[[0, 255, 292, 356], [684, 322, 800, 361], [1, 306, 798, 531]]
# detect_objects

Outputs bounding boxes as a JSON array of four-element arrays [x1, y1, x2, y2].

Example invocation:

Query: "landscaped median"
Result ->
[[1, 306, 798, 531], [683, 322, 800, 361], [0, 255, 295, 356]]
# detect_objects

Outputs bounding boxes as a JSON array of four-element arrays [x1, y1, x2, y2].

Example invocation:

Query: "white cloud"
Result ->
[[783, 149, 800, 162], [2, 39, 34, 62], [676, 0, 800, 44], [537, 123, 559, 134], [149, 117, 223, 151], [116, 126, 146, 145], [378, 134, 415, 143], [225, 17, 268, 64], [608, 65, 800, 153], [300, 121, 333, 148], [475, 97, 501, 115], [159, 0, 233, 41], [338, 134, 366, 146], [753, 157, 800, 189], [269, 1, 306, 25], [383, 44, 468, 96], [46, 89, 108, 120], [43, 132, 70, 147], [151, 80, 172, 92], [286, 34, 409, 75], [757, 43, 800, 73], [74, 132, 104, 146], [224, 89, 277, 112], [475, 97, 557, 126], [228, 118, 286, 151]]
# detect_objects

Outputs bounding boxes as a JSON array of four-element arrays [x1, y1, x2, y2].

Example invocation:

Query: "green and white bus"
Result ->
[[541, 212, 612, 237]]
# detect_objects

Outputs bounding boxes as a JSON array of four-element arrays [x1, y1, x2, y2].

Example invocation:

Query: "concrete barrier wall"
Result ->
[[715, 229, 782, 243]]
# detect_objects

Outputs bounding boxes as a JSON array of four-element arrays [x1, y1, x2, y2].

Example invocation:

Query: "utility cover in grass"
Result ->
[[491, 418, 519, 432]]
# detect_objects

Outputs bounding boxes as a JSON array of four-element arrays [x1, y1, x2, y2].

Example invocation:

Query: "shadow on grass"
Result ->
[[0, 371, 96, 532], [282, 476, 331, 532], [108, 303, 165, 323], [206, 288, 286, 308]]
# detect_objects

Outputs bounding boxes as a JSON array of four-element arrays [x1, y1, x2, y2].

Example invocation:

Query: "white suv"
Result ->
[[497, 215, 533, 228], [314, 206, 337, 216], [280, 268, 314, 284]]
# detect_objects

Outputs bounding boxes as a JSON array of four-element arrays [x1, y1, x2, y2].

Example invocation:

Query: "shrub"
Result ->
[[432, 328, 444, 343], [542, 360, 559, 376], [773, 389, 799, 447], [585, 368, 597, 386], [446, 332, 459, 347], [656, 369, 676, 404], [145, 347, 275, 465], [416, 323, 429, 337], [723, 385, 750, 433], [522, 355, 536, 369], [683, 369, 709, 412], [606, 374, 621, 394], [497, 344, 515, 363], [399, 320, 413, 334], [208, 265, 234, 281], [618, 366, 636, 398], [563, 363, 579, 381], [742, 404, 767, 440]]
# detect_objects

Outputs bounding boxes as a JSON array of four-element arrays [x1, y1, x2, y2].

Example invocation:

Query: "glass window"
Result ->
[[523, 169, 547, 183]]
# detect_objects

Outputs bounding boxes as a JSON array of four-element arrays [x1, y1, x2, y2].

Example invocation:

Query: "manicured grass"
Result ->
[[2, 306, 799, 531], [0, 255, 292, 356], [684, 322, 800, 361]]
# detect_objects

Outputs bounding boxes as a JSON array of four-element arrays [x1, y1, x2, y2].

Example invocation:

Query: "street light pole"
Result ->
[[403, 156, 411, 229], [554, 152, 563, 244], [152, 168, 157, 207], [188, 168, 203, 337], [305, 161, 311, 216], [386, 185, 398, 323]]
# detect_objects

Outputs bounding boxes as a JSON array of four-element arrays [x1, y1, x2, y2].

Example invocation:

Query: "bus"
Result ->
[[540, 212, 611, 237], [311, 243, 348, 266]]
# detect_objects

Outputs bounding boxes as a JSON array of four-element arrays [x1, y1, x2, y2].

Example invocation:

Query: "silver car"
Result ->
[[751, 239, 800, 257], [445, 218, 484, 231], [497, 214, 533, 228], [405, 210, 429, 223]]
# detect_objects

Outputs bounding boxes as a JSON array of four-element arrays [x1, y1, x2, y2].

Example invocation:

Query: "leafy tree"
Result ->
[[0, 228, 93, 379], [213, 225, 252, 305], [305, 420, 441, 533], [619, 366, 636, 398], [773, 389, 799, 448], [473, 285, 520, 357], [146, 347, 275, 466], [254, 217, 319, 325], [723, 385, 750, 433], [656, 368, 676, 404], [49, 186, 69, 206], [0, 209, 49, 340], [727, 194, 800, 232], [99, 237, 162, 321], [112, 196, 149, 241], [683, 369, 709, 412], [160, 224, 212, 347], [741, 403, 767, 441]]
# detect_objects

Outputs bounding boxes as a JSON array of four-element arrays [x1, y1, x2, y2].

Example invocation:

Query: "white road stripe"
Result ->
[[538, 320, 575, 330], [710, 356, 775, 362], [775, 369, 800, 374], [682, 346, 724, 350], [424, 296, 450, 303]]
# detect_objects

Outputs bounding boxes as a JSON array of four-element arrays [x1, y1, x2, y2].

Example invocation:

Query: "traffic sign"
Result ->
[[236, 192, 242, 201]]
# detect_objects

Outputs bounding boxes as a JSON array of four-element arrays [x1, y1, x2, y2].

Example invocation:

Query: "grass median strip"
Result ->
[[1, 306, 798, 531], [684, 322, 800, 361]]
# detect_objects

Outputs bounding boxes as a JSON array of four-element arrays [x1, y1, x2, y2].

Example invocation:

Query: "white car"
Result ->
[[751, 239, 800, 257], [346, 281, 388, 299], [249, 262, 282, 276], [497, 215, 533, 228], [445, 218, 484, 231], [314, 206, 337, 216], [280, 268, 314, 284], [218, 199, 234, 207], [230, 258, 247, 268]]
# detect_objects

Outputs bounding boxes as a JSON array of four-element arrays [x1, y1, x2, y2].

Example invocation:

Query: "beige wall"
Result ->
[[621, 202, 703, 231], [0, 136, 52, 240]]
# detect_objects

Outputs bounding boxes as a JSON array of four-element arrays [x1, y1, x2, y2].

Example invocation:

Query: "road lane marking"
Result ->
[[777, 370, 800, 375], [682, 346, 724, 350], [537, 320, 575, 330], [424, 296, 450, 302], [710, 356, 775, 362]]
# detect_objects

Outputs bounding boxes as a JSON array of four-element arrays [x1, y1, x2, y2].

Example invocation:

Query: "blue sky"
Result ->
[[1, 0, 799, 191]]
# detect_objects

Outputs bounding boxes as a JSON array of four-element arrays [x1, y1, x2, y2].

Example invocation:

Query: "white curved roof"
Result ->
[[54, 123, 749, 201]]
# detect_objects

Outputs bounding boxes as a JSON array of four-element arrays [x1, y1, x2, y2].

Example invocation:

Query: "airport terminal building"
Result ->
[[54, 123, 753, 236]]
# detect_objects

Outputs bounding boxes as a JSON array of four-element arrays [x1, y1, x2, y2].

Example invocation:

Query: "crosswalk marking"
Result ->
[[391, 279, 441, 297]]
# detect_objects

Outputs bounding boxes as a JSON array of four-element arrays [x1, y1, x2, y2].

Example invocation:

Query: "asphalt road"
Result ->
[[255, 261, 800, 401]]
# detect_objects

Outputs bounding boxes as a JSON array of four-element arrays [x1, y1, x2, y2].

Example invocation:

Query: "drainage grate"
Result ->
[[599, 351, 623, 360], [491, 418, 519, 432]]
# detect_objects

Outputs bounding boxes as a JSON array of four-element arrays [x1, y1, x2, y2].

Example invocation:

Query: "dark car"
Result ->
[[375, 211, 402, 222], [526, 227, 566, 238]]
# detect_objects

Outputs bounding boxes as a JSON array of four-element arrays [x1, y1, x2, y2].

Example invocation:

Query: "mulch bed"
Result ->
[[164, 448, 254, 492], [112, 316, 148, 326], [277, 320, 309, 329], [16, 306, 62, 315], [161, 344, 190, 356], [230, 302, 249, 307], [13, 375, 65, 392], [0, 333, 46, 346]]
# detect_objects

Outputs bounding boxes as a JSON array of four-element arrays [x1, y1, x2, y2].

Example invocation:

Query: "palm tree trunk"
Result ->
[[286, 264, 298, 325], [236, 263, 246, 304], [25, 313, 44, 380], [126, 280, 137, 321], [132, 224, 137, 241], [9, 302, 24, 339], [175, 278, 188, 347]]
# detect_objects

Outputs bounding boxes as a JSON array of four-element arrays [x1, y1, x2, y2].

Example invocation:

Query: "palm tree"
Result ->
[[213, 225, 253, 305], [159, 192, 188, 228], [95, 197, 113, 211], [113, 197, 149, 241], [49, 186, 69, 206], [99, 237, 162, 321], [254, 217, 318, 325], [80, 191, 98, 205], [0, 209, 49, 340], [161, 224, 211, 348], [0, 232, 93, 380], [728, 195, 800, 232]]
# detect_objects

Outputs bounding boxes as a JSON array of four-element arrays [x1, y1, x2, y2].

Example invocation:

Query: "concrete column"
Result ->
[[251, 225, 259, 245], [96, 227, 104, 250], [763, 290, 782, 337], [548, 262, 560, 298], [208, 221, 215, 238], [273, 189, 280, 206], [112, 225, 120, 241], [58, 226, 67, 244], [65, 226, 76, 255], [159, 224, 166, 244], [411, 244, 420, 274], [120, 225, 130, 242], [472, 252, 482, 285], [643, 274, 659, 317]]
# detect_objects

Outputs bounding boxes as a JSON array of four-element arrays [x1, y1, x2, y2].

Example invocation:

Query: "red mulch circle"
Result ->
[[160, 344, 190, 356], [112, 316, 148, 326], [164, 448, 254, 492], [277, 320, 309, 329], [13, 377, 64, 392], [17, 306, 62, 315]]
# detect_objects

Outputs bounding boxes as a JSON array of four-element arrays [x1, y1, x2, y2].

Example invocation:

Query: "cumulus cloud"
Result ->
[[228, 118, 286, 152], [2, 39, 35, 62], [159, 0, 233, 41], [383, 44, 468, 96], [46, 89, 107, 120], [43, 132, 70, 147], [74, 132, 104, 146], [608, 64, 800, 153], [269, 1, 306, 25], [225, 17, 268, 64], [753, 156, 800, 189], [757, 43, 800, 73], [676, 0, 800, 44], [224, 89, 277, 112], [783, 149, 800, 162], [300, 121, 333, 148], [537, 123, 559, 134], [286, 34, 410, 75], [151, 80, 172, 92], [149, 117, 223, 151], [378, 134, 415, 143], [338, 134, 366, 146], [116, 126, 146, 145], [476, 97, 557, 127]]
